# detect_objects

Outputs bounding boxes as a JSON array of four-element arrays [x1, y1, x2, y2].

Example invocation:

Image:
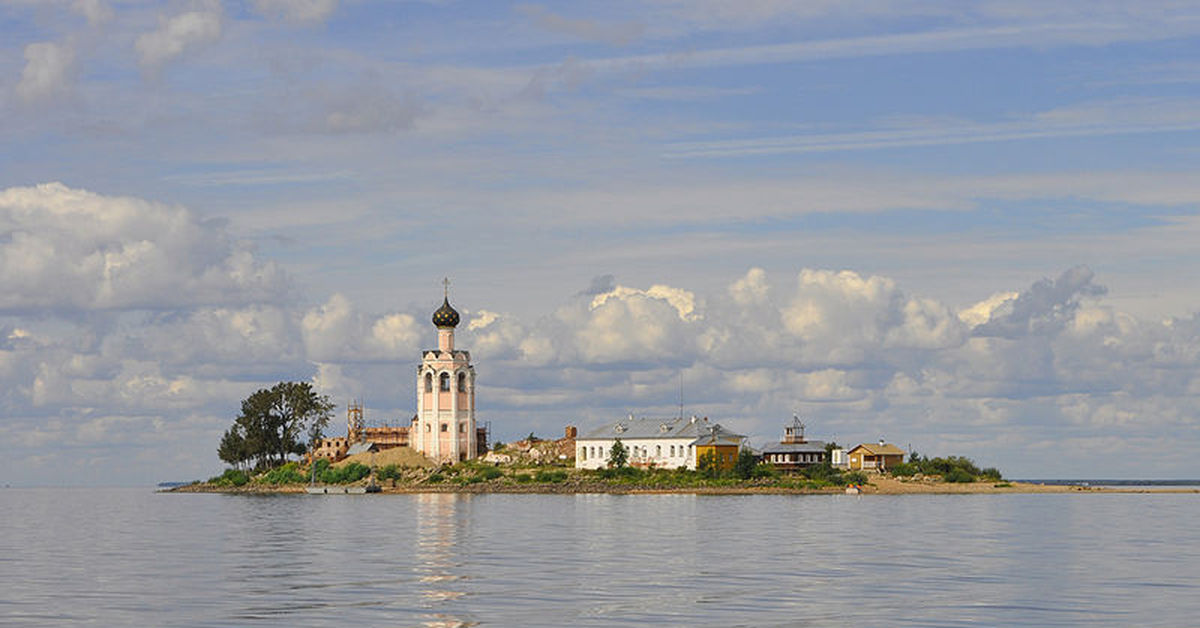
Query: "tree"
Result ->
[[218, 381, 335, 471], [733, 449, 759, 479], [697, 450, 720, 478], [217, 425, 249, 470], [608, 438, 628, 468]]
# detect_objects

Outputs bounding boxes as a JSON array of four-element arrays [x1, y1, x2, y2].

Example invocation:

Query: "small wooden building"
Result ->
[[847, 441, 906, 471], [761, 417, 827, 472], [692, 431, 744, 471]]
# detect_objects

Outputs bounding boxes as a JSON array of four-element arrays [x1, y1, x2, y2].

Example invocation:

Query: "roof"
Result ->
[[691, 433, 744, 447], [761, 440, 827, 455], [346, 442, 377, 456], [579, 415, 744, 442], [848, 442, 906, 456]]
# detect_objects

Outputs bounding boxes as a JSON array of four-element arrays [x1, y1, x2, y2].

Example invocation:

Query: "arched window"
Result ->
[[424, 372, 433, 392], [656, 445, 662, 458], [439, 372, 450, 391], [458, 372, 467, 392]]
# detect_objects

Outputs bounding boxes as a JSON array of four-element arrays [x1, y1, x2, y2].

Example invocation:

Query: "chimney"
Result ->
[[565, 425, 577, 439]]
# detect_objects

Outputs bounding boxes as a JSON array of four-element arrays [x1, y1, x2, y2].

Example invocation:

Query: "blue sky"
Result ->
[[2, 0, 1200, 484]]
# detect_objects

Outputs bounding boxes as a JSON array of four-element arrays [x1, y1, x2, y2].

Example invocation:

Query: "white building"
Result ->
[[575, 415, 744, 470], [411, 287, 478, 464]]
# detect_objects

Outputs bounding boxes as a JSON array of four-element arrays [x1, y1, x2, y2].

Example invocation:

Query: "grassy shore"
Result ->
[[170, 466, 1198, 495]]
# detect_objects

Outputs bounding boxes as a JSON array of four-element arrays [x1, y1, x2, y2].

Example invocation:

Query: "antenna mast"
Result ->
[[679, 372, 684, 419]]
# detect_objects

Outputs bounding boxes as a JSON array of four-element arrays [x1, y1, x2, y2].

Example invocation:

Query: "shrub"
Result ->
[[259, 462, 307, 485], [980, 467, 1003, 482], [209, 468, 249, 487], [477, 467, 503, 481], [843, 471, 869, 486], [944, 467, 974, 483], [751, 462, 780, 479], [426, 472, 445, 483], [889, 462, 918, 477], [534, 470, 567, 483], [319, 461, 371, 484], [513, 473, 532, 483], [377, 464, 403, 481]]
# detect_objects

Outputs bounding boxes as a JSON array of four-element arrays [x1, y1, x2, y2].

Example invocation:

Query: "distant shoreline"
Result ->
[[168, 476, 1200, 496]]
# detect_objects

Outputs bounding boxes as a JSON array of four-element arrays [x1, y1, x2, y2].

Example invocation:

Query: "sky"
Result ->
[[2, 0, 1200, 485]]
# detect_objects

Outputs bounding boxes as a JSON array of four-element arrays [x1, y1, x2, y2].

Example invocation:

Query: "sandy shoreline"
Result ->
[[169, 475, 1199, 496]]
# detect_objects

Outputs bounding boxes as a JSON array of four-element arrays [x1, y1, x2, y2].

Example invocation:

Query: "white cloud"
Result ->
[[0, 183, 289, 311], [302, 294, 422, 362], [16, 41, 75, 103], [135, 3, 222, 74]]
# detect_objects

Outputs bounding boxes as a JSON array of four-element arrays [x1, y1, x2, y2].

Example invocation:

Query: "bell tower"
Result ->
[[412, 280, 477, 463]]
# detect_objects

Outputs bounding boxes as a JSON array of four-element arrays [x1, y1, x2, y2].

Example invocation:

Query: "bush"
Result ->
[[477, 467, 503, 481], [534, 470, 567, 483], [751, 462, 780, 479], [377, 464, 403, 481], [980, 467, 1002, 481], [944, 467, 974, 483], [888, 462, 918, 477], [842, 471, 869, 486], [513, 473, 532, 483], [209, 468, 249, 487], [258, 462, 307, 485], [319, 461, 371, 484], [426, 472, 445, 483]]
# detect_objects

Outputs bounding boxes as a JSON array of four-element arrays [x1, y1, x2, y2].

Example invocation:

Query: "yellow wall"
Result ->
[[696, 444, 739, 470]]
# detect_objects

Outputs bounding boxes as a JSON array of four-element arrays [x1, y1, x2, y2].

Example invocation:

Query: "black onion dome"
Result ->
[[432, 297, 460, 328]]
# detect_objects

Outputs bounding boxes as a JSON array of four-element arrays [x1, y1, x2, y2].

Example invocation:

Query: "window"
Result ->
[[458, 372, 467, 392], [439, 372, 450, 391], [656, 445, 662, 457], [580, 448, 587, 461], [424, 373, 433, 392], [425, 424, 431, 433], [670, 445, 675, 457], [459, 423, 465, 433], [441, 423, 448, 432]]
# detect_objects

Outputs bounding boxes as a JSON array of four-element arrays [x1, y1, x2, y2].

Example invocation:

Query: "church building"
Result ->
[[411, 286, 480, 463]]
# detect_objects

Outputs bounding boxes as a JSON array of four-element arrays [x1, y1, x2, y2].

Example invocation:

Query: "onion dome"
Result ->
[[432, 297, 460, 328]]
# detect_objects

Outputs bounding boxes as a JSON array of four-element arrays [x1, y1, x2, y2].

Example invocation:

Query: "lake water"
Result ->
[[2, 488, 1198, 627]]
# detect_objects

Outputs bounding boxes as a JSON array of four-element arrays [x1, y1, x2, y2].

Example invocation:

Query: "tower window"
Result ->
[[439, 372, 450, 391], [425, 373, 433, 392], [458, 372, 467, 392], [441, 423, 448, 432]]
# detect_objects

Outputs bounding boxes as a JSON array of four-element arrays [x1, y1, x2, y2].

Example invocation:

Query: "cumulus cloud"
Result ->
[[301, 293, 422, 362], [974, 265, 1107, 337], [6, 256, 1200, 484], [0, 183, 289, 311], [135, 3, 222, 74], [16, 41, 75, 103], [253, 0, 338, 24]]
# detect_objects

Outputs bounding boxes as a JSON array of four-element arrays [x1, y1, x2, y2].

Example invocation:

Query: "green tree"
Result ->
[[217, 425, 250, 470], [220, 382, 335, 471], [697, 450, 720, 478], [733, 449, 759, 479], [608, 438, 629, 468]]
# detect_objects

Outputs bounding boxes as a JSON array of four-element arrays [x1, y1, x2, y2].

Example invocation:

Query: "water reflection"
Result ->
[[414, 493, 477, 627]]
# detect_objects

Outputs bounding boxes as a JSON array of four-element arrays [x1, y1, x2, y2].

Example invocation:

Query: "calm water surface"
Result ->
[[2, 488, 1198, 627]]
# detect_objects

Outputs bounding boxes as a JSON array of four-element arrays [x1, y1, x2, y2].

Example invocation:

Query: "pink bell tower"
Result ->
[[412, 279, 477, 463]]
